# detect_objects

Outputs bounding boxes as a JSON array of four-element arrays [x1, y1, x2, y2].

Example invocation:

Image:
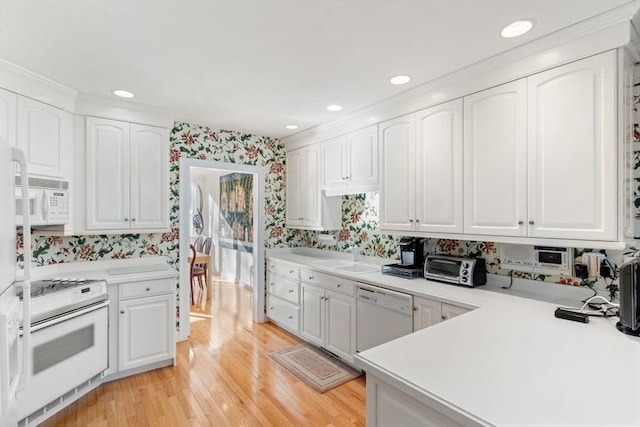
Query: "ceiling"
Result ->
[[0, 0, 635, 139]]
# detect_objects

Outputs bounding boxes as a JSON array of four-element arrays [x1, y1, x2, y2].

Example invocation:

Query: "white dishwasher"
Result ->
[[356, 283, 414, 353]]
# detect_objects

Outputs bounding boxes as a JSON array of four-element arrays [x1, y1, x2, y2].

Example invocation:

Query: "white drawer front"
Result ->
[[267, 273, 299, 305], [267, 260, 300, 280], [300, 269, 355, 296], [267, 296, 299, 334], [119, 278, 173, 300]]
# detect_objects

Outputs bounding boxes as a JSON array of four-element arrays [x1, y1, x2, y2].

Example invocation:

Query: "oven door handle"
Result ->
[[26, 301, 110, 333]]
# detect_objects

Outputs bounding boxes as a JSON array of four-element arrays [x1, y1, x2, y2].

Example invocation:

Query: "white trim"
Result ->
[[282, 4, 639, 150], [0, 59, 77, 112], [178, 158, 267, 342], [75, 93, 174, 129]]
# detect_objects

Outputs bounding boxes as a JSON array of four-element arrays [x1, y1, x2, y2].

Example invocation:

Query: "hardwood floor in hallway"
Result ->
[[40, 278, 367, 426]]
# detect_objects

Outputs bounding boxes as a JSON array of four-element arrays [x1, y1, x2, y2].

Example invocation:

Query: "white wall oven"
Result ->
[[16, 279, 108, 426]]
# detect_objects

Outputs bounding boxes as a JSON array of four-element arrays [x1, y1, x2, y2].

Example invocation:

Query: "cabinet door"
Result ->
[[300, 283, 324, 347], [86, 117, 130, 230], [325, 290, 356, 363], [413, 296, 442, 331], [416, 99, 463, 234], [301, 146, 321, 226], [527, 51, 616, 240], [17, 96, 72, 178], [379, 114, 415, 231], [347, 124, 378, 191], [286, 149, 303, 226], [322, 135, 347, 190], [118, 294, 173, 372], [129, 124, 169, 229], [441, 303, 470, 321], [464, 80, 528, 236], [0, 88, 16, 150]]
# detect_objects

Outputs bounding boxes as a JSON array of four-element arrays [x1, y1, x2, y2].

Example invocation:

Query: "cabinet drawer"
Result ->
[[267, 260, 300, 280], [267, 273, 299, 305], [267, 296, 299, 334], [119, 279, 173, 300], [300, 269, 354, 296]]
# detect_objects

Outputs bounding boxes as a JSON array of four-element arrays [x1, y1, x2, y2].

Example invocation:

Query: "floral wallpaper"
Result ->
[[17, 122, 287, 267]]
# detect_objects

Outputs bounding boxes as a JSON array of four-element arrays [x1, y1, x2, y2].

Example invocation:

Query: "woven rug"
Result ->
[[270, 344, 361, 393]]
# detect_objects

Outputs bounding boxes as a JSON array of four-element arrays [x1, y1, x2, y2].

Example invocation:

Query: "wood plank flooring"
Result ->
[[40, 278, 366, 426]]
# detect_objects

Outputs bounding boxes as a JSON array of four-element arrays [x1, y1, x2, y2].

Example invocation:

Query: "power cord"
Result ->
[[502, 270, 515, 289], [558, 295, 620, 318]]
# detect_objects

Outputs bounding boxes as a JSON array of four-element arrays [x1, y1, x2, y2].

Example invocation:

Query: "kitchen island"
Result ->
[[267, 248, 640, 426]]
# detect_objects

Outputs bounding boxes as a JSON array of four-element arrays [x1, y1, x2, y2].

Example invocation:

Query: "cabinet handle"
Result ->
[[288, 289, 294, 293], [518, 221, 524, 225], [413, 307, 417, 311], [145, 287, 151, 291], [409, 219, 413, 223], [270, 282, 275, 286], [415, 219, 420, 223], [529, 220, 534, 225], [132, 218, 136, 222], [298, 217, 304, 220], [337, 284, 342, 288], [270, 306, 274, 310], [124, 218, 129, 222], [308, 275, 315, 280], [288, 315, 293, 319], [120, 310, 125, 314], [289, 269, 294, 273], [441, 315, 447, 321]]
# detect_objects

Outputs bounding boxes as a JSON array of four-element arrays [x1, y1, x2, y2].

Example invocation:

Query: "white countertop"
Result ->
[[267, 248, 640, 426], [27, 256, 178, 285]]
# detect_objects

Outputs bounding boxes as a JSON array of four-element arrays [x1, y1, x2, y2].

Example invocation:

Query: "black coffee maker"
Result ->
[[398, 237, 425, 268]]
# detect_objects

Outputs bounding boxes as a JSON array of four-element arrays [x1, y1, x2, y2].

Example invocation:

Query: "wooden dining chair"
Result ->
[[194, 236, 204, 253], [189, 244, 206, 306]]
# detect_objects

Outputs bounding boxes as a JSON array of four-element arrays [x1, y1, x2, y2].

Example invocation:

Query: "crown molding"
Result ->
[[74, 93, 174, 129], [282, 1, 640, 150], [0, 59, 77, 112]]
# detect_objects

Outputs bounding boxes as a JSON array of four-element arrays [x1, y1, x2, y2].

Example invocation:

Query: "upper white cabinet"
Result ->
[[465, 51, 616, 241], [16, 96, 73, 178], [86, 117, 169, 232], [379, 114, 416, 232], [0, 88, 16, 149], [286, 144, 341, 230], [527, 51, 616, 241], [464, 80, 528, 237], [415, 100, 464, 234], [379, 99, 463, 234], [322, 124, 378, 196]]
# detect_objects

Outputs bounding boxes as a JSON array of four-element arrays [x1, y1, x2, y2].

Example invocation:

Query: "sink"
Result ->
[[312, 259, 352, 268], [334, 263, 380, 274], [311, 259, 380, 274]]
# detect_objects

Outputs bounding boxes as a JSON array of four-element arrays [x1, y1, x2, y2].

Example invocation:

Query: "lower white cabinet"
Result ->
[[115, 278, 175, 373], [266, 260, 301, 335], [413, 296, 472, 331], [366, 374, 463, 427], [301, 280, 356, 364]]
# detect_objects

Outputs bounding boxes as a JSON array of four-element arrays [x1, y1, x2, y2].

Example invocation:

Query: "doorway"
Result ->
[[178, 158, 267, 341]]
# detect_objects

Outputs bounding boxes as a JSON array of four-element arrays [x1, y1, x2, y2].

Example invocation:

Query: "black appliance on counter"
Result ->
[[381, 237, 425, 279], [617, 258, 640, 336]]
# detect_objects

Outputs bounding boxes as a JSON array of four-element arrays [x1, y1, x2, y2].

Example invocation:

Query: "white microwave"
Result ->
[[15, 176, 69, 227]]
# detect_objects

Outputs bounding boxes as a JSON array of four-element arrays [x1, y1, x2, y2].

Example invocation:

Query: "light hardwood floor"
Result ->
[[40, 278, 366, 426]]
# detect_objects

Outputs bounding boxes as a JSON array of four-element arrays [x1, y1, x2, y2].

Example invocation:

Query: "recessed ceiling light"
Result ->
[[285, 124, 298, 130], [113, 89, 135, 98], [500, 20, 534, 38], [390, 75, 411, 85], [326, 104, 343, 112]]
